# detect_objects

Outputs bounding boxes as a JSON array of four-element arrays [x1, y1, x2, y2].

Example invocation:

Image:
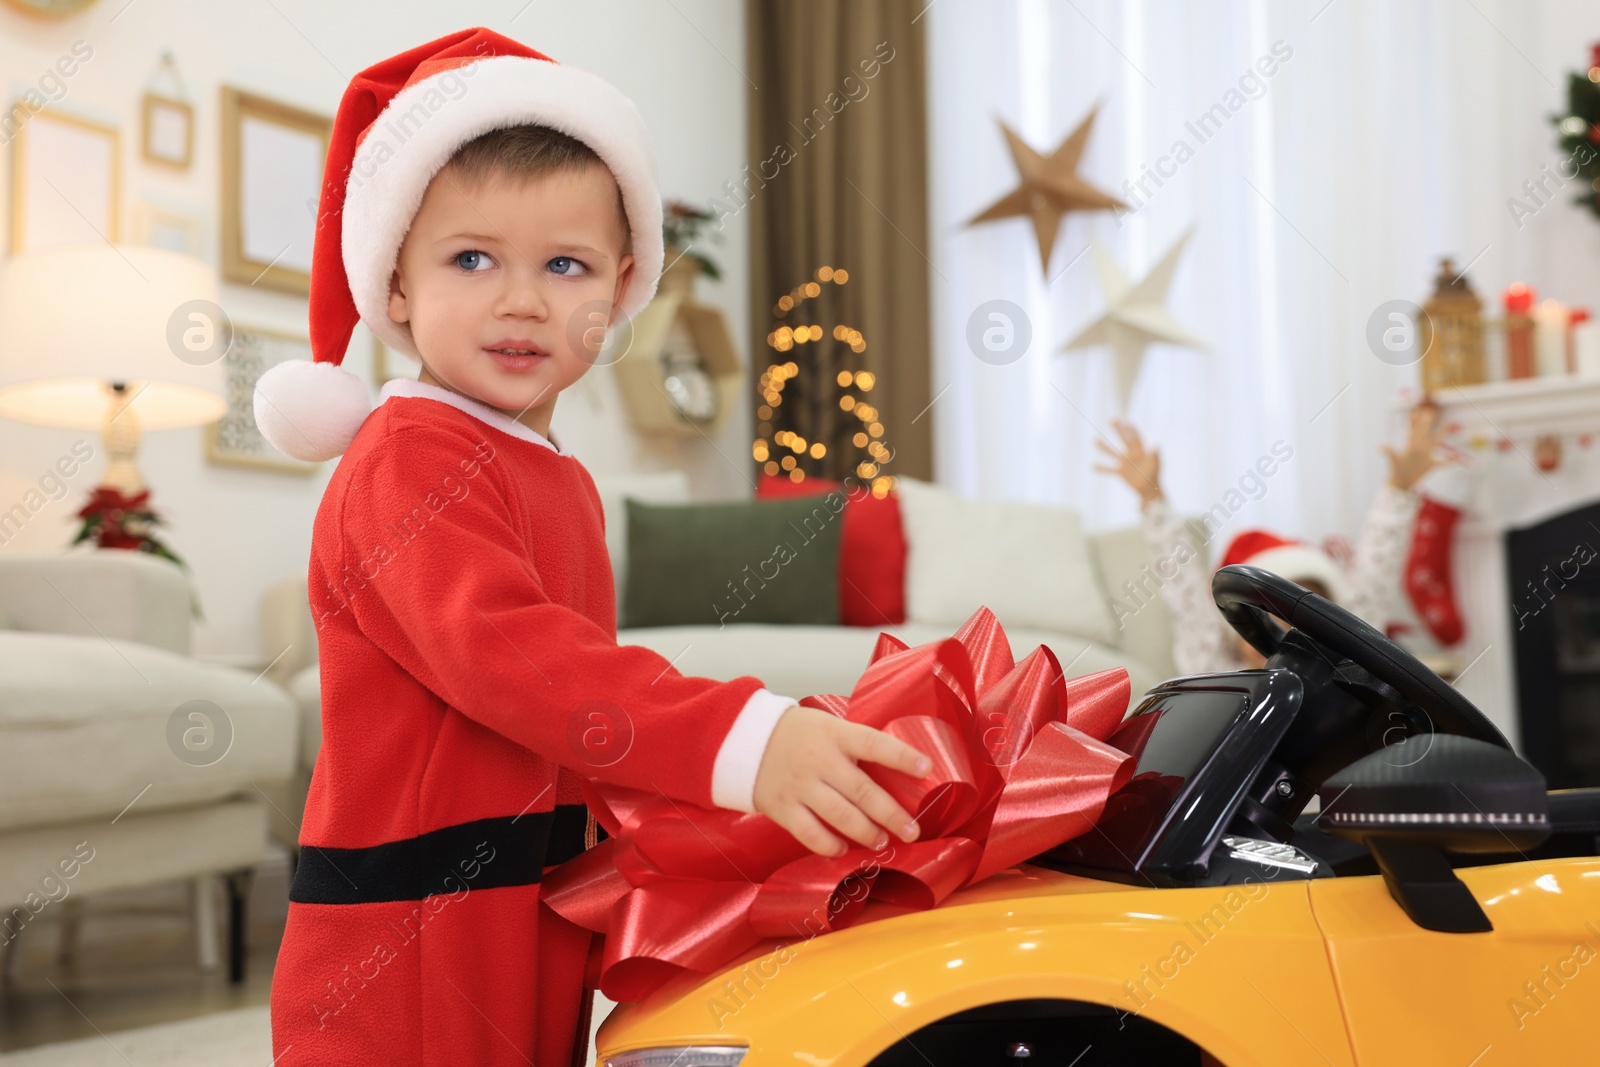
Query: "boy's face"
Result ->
[[387, 163, 634, 438]]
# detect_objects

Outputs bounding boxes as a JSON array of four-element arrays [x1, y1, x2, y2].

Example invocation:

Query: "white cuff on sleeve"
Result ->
[[710, 687, 796, 812], [1371, 481, 1416, 518]]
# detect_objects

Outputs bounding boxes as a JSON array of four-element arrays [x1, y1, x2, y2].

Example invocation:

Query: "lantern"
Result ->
[[1419, 256, 1486, 391]]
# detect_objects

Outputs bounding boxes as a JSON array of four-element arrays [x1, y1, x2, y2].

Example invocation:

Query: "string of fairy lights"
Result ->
[[752, 265, 896, 498]]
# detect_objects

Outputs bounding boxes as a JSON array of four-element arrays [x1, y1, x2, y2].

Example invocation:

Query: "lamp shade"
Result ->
[[0, 243, 228, 430]]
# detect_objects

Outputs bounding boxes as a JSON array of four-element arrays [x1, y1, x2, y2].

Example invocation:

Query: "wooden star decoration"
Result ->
[[1060, 230, 1206, 411], [965, 105, 1128, 274]]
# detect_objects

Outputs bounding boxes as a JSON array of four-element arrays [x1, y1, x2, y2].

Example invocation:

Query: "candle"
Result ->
[[1570, 307, 1592, 374], [1574, 311, 1600, 378], [1503, 284, 1537, 379], [1535, 298, 1569, 377]]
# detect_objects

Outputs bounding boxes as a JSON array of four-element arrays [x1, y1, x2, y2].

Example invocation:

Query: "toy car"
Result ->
[[595, 565, 1598, 1067]]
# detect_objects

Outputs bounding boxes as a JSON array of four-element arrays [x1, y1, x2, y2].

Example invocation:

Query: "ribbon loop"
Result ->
[[544, 605, 1135, 1001]]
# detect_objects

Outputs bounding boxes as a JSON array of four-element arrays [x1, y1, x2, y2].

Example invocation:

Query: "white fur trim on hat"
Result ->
[[342, 54, 664, 362], [1245, 544, 1351, 604], [253, 359, 375, 462]]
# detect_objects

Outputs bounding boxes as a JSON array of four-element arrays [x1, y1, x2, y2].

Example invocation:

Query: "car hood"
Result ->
[[598, 863, 1142, 1040]]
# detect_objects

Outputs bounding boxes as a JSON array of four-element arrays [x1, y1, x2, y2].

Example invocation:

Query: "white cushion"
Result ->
[[588, 470, 691, 607], [1088, 515, 1211, 683], [893, 477, 1119, 647], [288, 664, 323, 769], [261, 575, 317, 685], [619, 621, 1164, 710], [0, 631, 299, 833]]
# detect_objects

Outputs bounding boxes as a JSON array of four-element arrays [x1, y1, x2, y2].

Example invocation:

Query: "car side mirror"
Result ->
[[1318, 734, 1549, 932]]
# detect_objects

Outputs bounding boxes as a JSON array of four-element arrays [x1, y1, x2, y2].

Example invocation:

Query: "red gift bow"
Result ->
[[543, 606, 1137, 1001]]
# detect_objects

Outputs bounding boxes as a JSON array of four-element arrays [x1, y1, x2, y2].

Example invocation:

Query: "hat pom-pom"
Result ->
[[253, 359, 374, 462]]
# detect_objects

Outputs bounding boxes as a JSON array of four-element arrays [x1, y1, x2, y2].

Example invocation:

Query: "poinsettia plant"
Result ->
[[74, 487, 203, 619]]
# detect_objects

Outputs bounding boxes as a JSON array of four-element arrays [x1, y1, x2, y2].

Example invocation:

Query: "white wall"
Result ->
[[0, 1, 752, 658]]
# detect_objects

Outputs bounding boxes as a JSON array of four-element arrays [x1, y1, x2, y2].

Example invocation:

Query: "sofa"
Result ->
[[0, 551, 300, 983], [261, 471, 1202, 852]]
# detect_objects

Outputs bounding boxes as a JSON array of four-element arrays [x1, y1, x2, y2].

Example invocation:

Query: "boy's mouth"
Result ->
[[485, 342, 549, 371]]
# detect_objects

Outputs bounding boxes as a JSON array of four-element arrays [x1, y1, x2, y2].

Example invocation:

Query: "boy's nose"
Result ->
[[497, 273, 550, 320]]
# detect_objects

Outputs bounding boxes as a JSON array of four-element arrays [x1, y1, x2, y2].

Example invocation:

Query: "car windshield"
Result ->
[[1048, 685, 1255, 874]]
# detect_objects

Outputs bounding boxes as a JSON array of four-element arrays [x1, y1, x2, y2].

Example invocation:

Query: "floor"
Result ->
[[0, 850, 290, 1053], [0, 848, 616, 1062], [0, 1007, 273, 1066]]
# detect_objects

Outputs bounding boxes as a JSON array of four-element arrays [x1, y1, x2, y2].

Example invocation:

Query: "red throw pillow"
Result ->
[[756, 473, 907, 626]]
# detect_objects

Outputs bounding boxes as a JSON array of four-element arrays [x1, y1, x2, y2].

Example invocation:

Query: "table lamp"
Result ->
[[0, 243, 228, 495]]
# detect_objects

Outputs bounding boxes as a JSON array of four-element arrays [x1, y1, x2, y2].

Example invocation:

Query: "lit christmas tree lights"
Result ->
[[753, 265, 896, 497]]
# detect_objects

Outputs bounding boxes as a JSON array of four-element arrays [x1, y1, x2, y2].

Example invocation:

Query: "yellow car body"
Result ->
[[597, 853, 1599, 1066], [596, 594, 1598, 1067]]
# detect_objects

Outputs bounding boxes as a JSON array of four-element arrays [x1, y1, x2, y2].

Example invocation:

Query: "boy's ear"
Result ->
[[608, 253, 636, 326], [387, 268, 410, 324]]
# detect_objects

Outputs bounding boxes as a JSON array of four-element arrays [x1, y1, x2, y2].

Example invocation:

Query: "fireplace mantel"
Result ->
[[1430, 376, 1600, 439]]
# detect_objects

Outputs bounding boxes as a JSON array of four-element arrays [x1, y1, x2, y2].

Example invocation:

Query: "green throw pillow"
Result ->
[[621, 494, 844, 628]]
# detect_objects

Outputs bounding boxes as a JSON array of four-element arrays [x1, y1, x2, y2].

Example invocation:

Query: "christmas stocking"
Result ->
[[1403, 465, 1469, 646]]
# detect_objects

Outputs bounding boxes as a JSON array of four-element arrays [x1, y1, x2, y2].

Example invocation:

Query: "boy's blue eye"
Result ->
[[454, 250, 492, 272], [549, 256, 588, 277]]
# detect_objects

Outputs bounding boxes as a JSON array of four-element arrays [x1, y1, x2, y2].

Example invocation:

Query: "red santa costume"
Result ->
[[253, 28, 797, 1067]]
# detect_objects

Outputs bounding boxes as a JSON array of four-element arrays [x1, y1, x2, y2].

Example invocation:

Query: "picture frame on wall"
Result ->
[[219, 86, 329, 295], [8, 105, 120, 254], [141, 91, 193, 169], [205, 323, 322, 474]]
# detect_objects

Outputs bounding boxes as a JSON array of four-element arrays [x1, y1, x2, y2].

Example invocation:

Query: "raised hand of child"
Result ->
[[1092, 418, 1164, 506], [752, 705, 932, 857], [1383, 399, 1444, 492]]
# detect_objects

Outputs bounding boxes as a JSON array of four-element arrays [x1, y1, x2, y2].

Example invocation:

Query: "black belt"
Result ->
[[291, 804, 604, 905]]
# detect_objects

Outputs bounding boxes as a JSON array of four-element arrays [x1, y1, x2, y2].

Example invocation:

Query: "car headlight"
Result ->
[[603, 1047, 747, 1067]]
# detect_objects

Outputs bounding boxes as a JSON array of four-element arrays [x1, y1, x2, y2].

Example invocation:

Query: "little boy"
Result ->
[[1094, 401, 1446, 673], [255, 29, 929, 1067]]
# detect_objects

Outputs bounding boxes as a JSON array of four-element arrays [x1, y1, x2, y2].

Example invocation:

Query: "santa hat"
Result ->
[[253, 27, 664, 462], [1218, 529, 1351, 604]]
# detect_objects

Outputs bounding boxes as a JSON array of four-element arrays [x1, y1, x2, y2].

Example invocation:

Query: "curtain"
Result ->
[[744, 0, 934, 483], [925, 0, 1591, 542]]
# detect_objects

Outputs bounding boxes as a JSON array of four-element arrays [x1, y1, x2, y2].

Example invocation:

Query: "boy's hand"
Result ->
[[1383, 399, 1444, 492], [1092, 418, 1164, 506], [752, 705, 933, 857]]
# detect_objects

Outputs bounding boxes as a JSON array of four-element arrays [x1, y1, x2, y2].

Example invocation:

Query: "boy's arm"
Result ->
[[1343, 482, 1418, 629], [710, 690, 795, 811], [1345, 400, 1444, 629], [1094, 418, 1237, 674], [1139, 497, 1238, 675], [325, 428, 795, 812]]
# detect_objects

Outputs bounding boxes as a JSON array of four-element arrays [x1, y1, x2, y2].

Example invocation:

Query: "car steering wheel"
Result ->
[[1211, 564, 1509, 751]]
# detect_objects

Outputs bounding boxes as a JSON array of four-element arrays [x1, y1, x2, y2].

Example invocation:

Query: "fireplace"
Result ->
[[1416, 375, 1600, 782], [1507, 502, 1600, 788]]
